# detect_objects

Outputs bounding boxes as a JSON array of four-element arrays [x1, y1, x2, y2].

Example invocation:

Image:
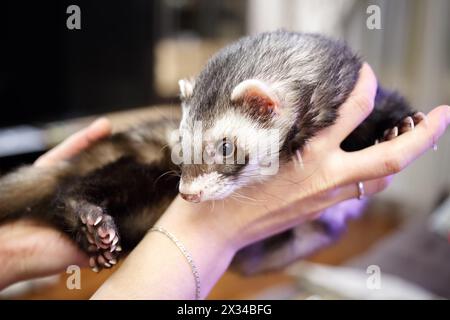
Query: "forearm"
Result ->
[[92, 196, 237, 299], [91, 173, 327, 299]]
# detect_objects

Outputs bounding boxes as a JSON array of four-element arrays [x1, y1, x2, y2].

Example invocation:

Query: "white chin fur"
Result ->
[[180, 172, 235, 201]]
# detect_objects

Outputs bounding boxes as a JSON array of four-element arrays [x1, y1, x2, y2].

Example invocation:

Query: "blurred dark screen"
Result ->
[[1, 0, 246, 169], [2, 0, 157, 127]]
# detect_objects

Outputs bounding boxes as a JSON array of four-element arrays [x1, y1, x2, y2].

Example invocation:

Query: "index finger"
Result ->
[[34, 117, 112, 167], [341, 105, 450, 184]]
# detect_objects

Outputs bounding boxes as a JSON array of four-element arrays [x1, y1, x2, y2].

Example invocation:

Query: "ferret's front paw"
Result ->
[[380, 112, 426, 143], [76, 202, 121, 272]]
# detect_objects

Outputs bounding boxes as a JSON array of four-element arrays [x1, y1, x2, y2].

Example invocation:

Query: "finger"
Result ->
[[287, 175, 393, 224], [319, 63, 377, 145], [35, 117, 112, 167], [83, 117, 113, 144], [340, 105, 450, 184]]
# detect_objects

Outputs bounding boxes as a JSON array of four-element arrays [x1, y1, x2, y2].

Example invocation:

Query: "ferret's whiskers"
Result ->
[[257, 188, 288, 204], [230, 194, 257, 206], [154, 170, 180, 186], [209, 199, 216, 213], [159, 143, 170, 153], [232, 191, 262, 203]]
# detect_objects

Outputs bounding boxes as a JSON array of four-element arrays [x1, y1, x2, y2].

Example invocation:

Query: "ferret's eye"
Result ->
[[217, 139, 234, 158]]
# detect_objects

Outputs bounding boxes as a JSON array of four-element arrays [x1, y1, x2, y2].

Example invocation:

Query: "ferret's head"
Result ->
[[175, 78, 294, 203]]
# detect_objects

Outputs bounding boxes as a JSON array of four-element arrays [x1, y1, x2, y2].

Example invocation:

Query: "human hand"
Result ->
[[208, 63, 450, 249], [168, 63, 450, 297], [0, 118, 112, 290], [95, 63, 450, 300]]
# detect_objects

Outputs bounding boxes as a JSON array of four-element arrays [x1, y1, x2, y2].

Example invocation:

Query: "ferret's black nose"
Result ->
[[180, 192, 202, 203]]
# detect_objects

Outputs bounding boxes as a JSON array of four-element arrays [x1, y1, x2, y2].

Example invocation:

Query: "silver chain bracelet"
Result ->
[[149, 226, 201, 300]]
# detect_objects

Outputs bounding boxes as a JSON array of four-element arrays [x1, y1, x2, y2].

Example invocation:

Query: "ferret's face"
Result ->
[[178, 110, 265, 202], [176, 78, 286, 203]]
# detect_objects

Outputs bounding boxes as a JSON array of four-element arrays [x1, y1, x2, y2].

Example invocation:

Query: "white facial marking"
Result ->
[[180, 172, 232, 200], [208, 110, 281, 173], [209, 110, 259, 150]]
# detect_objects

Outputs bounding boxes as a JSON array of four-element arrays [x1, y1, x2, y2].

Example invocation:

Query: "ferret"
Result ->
[[0, 31, 420, 273]]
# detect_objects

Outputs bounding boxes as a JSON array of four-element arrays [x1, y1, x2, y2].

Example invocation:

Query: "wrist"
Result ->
[[159, 196, 239, 255], [156, 196, 238, 297], [94, 195, 238, 299]]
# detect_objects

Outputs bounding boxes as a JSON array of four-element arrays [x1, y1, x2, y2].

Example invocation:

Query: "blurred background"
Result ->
[[1, 0, 450, 299]]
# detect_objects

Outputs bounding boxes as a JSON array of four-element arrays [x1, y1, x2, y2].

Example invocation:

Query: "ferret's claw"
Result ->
[[89, 256, 100, 273], [108, 231, 115, 243], [103, 251, 114, 260], [77, 201, 121, 272], [380, 112, 426, 143], [383, 126, 398, 141], [412, 112, 427, 125], [399, 116, 415, 134], [94, 216, 102, 226], [80, 204, 104, 226]]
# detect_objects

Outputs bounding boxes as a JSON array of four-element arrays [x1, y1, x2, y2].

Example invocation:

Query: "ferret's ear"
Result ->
[[231, 79, 279, 115], [178, 78, 195, 100]]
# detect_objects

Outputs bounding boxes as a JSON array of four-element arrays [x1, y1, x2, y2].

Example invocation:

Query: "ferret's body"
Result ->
[[0, 31, 414, 273]]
